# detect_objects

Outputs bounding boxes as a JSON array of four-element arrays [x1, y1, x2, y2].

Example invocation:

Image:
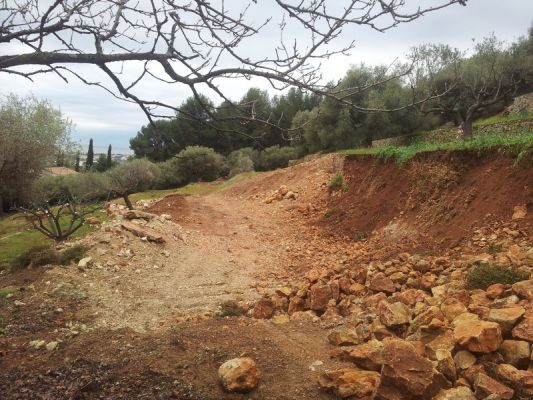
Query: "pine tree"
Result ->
[[106, 144, 112, 170], [75, 151, 80, 172], [86, 138, 94, 170]]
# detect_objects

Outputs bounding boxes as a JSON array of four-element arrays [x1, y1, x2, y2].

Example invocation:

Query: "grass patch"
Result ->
[[474, 113, 533, 127], [217, 300, 247, 317], [0, 287, 16, 298], [10, 245, 58, 271], [466, 264, 529, 290], [340, 132, 533, 165], [58, 244, 89, 265], [329, 173, 344, 190]]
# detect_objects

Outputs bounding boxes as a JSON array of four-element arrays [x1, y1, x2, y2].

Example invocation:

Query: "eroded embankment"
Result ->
[[325, 150, 533, 250]]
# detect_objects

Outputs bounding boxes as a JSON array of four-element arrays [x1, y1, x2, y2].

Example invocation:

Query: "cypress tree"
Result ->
[[106, 144, 112, 169], [86, 138, 94, 170], [75, 151, 80, 172]]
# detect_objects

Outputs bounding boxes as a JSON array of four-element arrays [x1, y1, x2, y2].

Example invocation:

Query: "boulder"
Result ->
[[218, 357, 261, 393], [512, 317, 533, 342], [287, 296, 305, 315], [378, 301, 410, 328], [327, 328, 360, 346], [435, 349, 457, 383], [346, 340, 384, 372], [498, 340, 531, 369], [490, 363, 533, 399], [453, 350, 477, 370], [434, 387, 476, 400], [513, 280, 533, 300], [318, 369, 381, 399], [472, 372, 514, 400], [252, 298, 274, 319], [309, 284, 333, 312], [453, 315, 502, 353], [378, 338, 450, 400], [368, 273, 396, 294], [120, 221, 165, 243], [487, 306, 525, 334], [440, 298, 467, 323]]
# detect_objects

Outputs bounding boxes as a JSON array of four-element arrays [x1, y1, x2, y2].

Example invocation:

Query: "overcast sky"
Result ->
[[1, 0, 532, 154]]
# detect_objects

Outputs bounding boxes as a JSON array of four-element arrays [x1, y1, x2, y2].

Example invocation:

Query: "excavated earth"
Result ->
[[1, 150, 533, 399]]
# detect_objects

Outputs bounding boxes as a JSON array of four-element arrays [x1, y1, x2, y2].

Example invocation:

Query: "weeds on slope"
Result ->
[[340, 132, 533, 165]]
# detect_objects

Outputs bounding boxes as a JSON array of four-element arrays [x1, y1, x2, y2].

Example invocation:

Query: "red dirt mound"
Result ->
[[325, 150, 533, 250]]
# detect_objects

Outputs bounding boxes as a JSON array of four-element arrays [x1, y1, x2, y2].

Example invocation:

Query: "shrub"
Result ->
[[155, 159, 186, 189], [58, 244, 89, 265], [227, 149, 255, 178], [218, 300, 247, 317], [257, 145, 299, 171], [466, 264, 529, 290], [329, 173, 344, 190], [11, 245, 58, 271], [173, 146, 225, 183]]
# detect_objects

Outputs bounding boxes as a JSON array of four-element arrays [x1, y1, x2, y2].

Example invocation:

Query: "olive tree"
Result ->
[[107, 159, 159, 210], [0, 94, 72, 210]]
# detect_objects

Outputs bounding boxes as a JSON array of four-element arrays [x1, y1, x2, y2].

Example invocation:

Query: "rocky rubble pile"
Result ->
[[250, 227, 533, 399]]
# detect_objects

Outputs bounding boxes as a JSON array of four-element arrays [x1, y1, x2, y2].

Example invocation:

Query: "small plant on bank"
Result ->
[[218, 300, 247, 317], [58, 244, 89, 265], [466, 264, 529, 290], [329, 173, 344, 191]]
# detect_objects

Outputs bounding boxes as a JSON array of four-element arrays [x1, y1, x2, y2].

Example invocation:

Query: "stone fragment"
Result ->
[[378, 301, 410, 329], [327, 328, 360, 346], [512, 318, 533, 342], [218, 357, 261, 393], [473, 372, 514, 400], [434, 386, 476, 400], [120, 221, 165, 243], [440, 298, 467, 323], [252, 298, 274, 319], [378, 338, 450, 400], [318, 369, 380, 399], [78, 257, 92, 268], [309, 284, 333, 312], [347, 340, 384, 372], [513, 280, 533, 300], [487, 306, 525, 334], [512, 205, 528, 220], [453, 315, 502, 353], [368, 273, 396, 294], [490, 363, 533, 399], [454, 350, 477, 370], [498, 340, 531, 368]]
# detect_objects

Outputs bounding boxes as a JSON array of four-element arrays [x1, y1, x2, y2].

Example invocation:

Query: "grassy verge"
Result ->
[[340, 132, 533, 165], [1, 171, 259, 266], [474, 113, 533, 127]]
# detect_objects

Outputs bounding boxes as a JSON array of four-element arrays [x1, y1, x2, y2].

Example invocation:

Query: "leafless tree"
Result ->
[[0, 0, 467, 131]]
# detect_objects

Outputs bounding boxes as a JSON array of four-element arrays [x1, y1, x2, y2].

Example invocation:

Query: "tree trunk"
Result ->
[[462, 118, 473, 140], [123, 194, 134, 210]]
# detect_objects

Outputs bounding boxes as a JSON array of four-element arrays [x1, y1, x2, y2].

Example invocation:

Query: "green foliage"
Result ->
[[173, 146, 226, 183], [86, 138, 94, 170], [329, 174, 344, 190], [58, 244, 89, 265], [227, 148, 257, 177], [466, 264, 529, 290], [11, 245, 58, 271], [474, 113, 533, 127], [217, 300, 246, 317], [107, 158, 159, 195], [341, 132, 533, 165], [0, 287, 15, 298], [257, 145, 299, 170]]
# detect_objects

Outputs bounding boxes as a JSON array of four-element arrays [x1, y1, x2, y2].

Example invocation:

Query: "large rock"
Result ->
[[490, 363, 533, 399], [327, 328, 360, 346], [498, 340, 531, 368], [308, 283, 333, 311], [120, 221, 165, 243], [218, 357, 261, 393], [440, 298, 467, 323], [347, 339, 384, 372], [512, 317, 533, 342], [378, 301, 410, 328], [252, 298, 274, 319], [453, 350, 476, 370], [473, 372, 514, 400], [378, 338, 450, 400], [513, 280, 533, 300], [368, 273, 396, 294], [434, 387, 476, 400], [318, 368, 380, 399], [453, 314, 502, 353], [487, 306, 525, 334]]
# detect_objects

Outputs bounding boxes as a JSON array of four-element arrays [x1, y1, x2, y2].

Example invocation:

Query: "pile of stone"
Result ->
[[264, 185, 298, 204], [250, 242, 533, 399]]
